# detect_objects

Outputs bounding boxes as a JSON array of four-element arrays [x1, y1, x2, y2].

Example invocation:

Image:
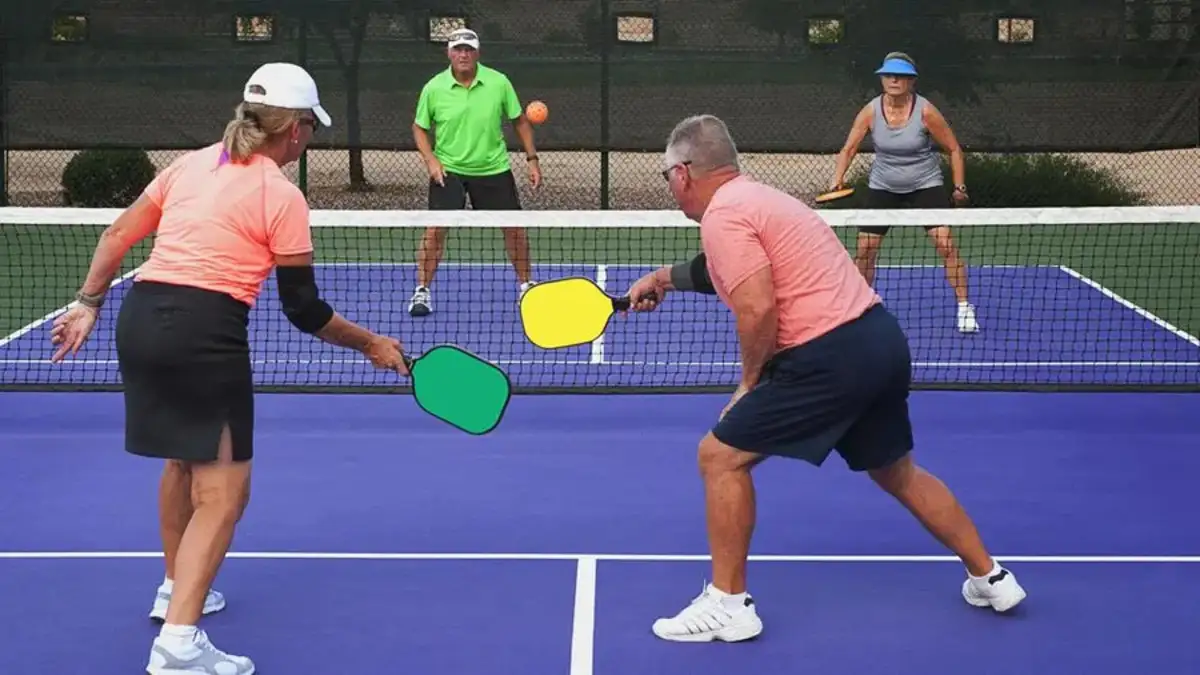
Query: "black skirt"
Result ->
[[115, 280, 255, 462]]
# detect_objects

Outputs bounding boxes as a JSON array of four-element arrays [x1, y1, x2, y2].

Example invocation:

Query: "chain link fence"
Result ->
[[3, 0, 1199, 209]]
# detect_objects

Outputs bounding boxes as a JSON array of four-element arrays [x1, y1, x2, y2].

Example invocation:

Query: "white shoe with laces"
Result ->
[[651, 582, 763, 643], [962, 563, 1027, 612]]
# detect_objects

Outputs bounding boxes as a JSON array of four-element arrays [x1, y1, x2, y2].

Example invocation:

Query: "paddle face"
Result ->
[[520, 277, 622, 349], [408, 345, 511, 435], [815, 187, 855, 203]]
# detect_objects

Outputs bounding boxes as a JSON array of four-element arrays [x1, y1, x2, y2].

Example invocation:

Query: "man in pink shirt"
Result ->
[[625, 115, 1027, 643]]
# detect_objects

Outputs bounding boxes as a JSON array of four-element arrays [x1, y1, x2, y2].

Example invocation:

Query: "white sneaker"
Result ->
[[962, 565, 1026, 612], [149, 584, 227, 622], [957, 301, 979, 333], [146, 628, 255, 675], [409, 286, 432, 317], [519, 280, 536, 295], [651, 582, 763, 643]]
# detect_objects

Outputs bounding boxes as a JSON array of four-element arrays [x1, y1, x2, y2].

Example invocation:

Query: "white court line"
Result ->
[[1058, 265, 1200, 348], [590, 265, 609, 365], [3, 358, 1195, 368], [0, 268, 139, 348], [0, 551, 1196, 563], [570, 557, 597, 675]]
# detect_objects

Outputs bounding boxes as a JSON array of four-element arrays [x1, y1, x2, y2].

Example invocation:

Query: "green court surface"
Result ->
[[2, 217, 1198, 341]]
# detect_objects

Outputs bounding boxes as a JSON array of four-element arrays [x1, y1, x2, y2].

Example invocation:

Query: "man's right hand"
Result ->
[[426, 157, 445, 187], [624, 270, 669, 312]]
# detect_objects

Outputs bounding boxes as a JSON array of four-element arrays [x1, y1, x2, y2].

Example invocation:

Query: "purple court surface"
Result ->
[[1, 388, 1198, 674]]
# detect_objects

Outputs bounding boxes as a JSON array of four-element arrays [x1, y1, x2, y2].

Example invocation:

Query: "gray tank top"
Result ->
[[867, 95, 943, 193]]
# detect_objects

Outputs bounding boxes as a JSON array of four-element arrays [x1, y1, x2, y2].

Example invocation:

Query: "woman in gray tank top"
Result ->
[[832, 52, 978, 334]]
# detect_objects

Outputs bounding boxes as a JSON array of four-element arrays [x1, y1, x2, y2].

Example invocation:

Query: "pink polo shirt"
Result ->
[[700, 175, 880, 350], [135, 143, 314, 306]]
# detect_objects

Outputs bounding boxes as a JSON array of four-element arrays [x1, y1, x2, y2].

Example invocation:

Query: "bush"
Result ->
[[61, 149, 157, 208], [827, 153, 1146, 208]]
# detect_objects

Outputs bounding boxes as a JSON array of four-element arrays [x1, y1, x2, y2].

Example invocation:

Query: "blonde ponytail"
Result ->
[[221, 101, 306, 162]]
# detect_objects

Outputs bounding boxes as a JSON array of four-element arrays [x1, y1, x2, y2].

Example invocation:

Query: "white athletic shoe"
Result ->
[[146, 628, 255, 675], [962, 564, 1026, 612], [409, 286, 432, 317], [149, 584, 227, 622], [957, 301, 980, 333], [651, 582, 763, 643]]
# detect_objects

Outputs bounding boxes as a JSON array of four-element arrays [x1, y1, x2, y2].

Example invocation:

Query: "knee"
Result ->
[[856, 238, 881, 262], [867, 455, 916, 495], [929, 231, 957, 259], [190, 471, 250, 525], [697, 433, 756, 479]]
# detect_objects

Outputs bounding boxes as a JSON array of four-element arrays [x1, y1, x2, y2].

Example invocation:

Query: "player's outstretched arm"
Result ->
[[625, 252, 716, 312], [274, 253, 408, 375]]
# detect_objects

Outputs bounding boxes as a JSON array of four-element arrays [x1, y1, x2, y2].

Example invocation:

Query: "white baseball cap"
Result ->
[[242, 62, 332, 128], [447, 28, 480, 49]]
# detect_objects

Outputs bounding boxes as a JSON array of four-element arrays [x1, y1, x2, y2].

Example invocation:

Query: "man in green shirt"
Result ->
[[409, 28, 542, 317]]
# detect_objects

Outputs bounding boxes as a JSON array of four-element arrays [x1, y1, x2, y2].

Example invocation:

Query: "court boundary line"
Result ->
[[1058, 265, 1200, 348], [570, 558, 597, 675], [0, 268, 140, 348], [0, 551, 1196, 562]]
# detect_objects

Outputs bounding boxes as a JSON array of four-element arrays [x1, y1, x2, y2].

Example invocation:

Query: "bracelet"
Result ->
[[75, 290, 105, 309]]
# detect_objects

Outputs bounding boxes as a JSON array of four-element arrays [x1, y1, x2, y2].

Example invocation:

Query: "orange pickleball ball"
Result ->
[[525, 100, 548, 124]]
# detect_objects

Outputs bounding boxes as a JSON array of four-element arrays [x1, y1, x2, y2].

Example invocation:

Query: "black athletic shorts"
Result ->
[[116, 280, 255, 463], [429, 169, 522, 211], [859, 184, 950, 236], [711, 304, 914, 472]]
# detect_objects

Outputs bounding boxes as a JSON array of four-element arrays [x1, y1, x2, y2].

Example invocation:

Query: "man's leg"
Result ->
[[650, 432, 766, 643], [410, 176, 466, 317], [465, 170, 535, 291], [835, 304, 1022, 611], [867, 455, 1025, 611], [502, 227, 533, 288]]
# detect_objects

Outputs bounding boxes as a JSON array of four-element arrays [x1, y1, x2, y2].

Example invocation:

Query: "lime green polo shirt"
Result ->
[[413, 63, 523, 177]]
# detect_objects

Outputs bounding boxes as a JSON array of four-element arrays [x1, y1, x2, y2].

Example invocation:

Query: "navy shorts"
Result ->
[[711, 304, 914, 472]]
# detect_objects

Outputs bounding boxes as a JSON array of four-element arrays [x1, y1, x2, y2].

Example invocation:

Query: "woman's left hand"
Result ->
[[50, 304, 99, 363]]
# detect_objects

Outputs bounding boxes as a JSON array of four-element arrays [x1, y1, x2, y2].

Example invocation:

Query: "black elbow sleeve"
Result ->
[[276, 265, 334, 334], [688, 252, 716, 295]]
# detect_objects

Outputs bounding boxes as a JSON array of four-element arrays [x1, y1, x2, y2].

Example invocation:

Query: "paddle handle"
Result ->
[[613, 290, 658, 311]]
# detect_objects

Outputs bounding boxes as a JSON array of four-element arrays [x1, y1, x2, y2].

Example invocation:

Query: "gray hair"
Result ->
[[663, 114, 740, 173]]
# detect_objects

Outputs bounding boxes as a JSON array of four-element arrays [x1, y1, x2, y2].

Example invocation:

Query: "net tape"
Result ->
[[2, 206, 1198, 393]]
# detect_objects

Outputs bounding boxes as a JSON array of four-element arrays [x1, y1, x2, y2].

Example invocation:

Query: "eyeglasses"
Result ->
[[661, 160, 692, 181]]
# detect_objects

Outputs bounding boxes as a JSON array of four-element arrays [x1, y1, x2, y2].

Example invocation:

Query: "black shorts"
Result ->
[[860, 185, 949, 236], [115, 281, 255, 463], [711, 304, 914, 472], [429, 169, 522, 211]]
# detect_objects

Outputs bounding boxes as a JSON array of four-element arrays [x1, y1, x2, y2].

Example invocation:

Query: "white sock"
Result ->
[[160, 577, 174, 593], [158, 623, 198, 648], [707, 583, 749, 611], [969, 559, 1002, 582]]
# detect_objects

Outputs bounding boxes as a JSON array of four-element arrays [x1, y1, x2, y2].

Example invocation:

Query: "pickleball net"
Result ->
[[1, 205, 1198, 392]]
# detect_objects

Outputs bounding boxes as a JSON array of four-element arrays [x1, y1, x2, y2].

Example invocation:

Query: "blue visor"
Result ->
[[875, 58, 917, 77]]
